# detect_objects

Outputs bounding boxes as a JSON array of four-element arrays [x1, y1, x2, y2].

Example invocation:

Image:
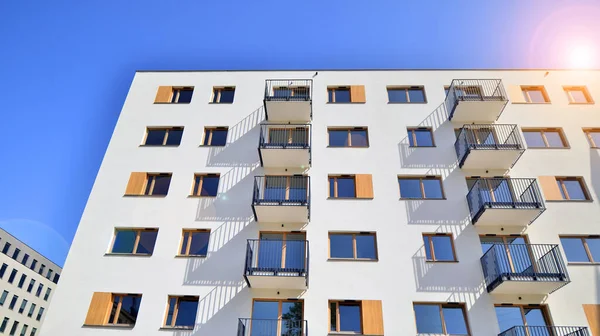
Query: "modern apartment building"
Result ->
[[40, 69, 600, 336], [0, 228, 61, 336]]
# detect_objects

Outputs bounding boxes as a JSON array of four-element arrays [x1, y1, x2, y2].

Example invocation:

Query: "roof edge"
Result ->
[[135, 68, 600, 73]]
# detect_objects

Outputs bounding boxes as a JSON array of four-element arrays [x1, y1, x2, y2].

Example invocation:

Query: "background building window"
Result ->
[[329, 301, 362, 333], [329, 232, 377, 260]]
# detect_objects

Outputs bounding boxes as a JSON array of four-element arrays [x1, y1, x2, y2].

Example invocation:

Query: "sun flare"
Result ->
[[568, 44, 596, 68]]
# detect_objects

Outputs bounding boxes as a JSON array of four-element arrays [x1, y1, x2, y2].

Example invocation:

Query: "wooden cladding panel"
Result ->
[[362, 300, 384, 335], [125, 172, 147, 195], [154, 86, 173, 103], [356, 174, 374, 199], [538, 176, 562, 200], [506, 85, 526, 103], [84, 292, 112, 325], [584, 304, 600, 336], [350, 85, 366, 103]]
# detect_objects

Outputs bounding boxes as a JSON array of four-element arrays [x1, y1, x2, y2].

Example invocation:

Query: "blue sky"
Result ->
[[0, 0, 598, 267]]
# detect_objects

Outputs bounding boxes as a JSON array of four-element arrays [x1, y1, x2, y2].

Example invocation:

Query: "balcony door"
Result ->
[[494, 304, 551, 335], [454, 86, 483, 100], [467, 178, 516, 204], [263, 176, 307, 203], [251, 299, 304, 336], [257, 233, 306, 271], [480, 236, 534, 274], [464, 127, 498, 145], [267, 128, 309, 146]]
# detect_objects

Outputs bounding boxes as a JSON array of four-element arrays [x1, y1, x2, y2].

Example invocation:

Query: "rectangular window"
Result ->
[[17, 274, 26, 288], [44, 288, 51, 301], [2, 242, 10, 254], [423, 234, 457, 262], [171, 87, 194, 103], [328, 128, 369, 147], [46, 269, 52, 280], [191, 174, 220, 197], [35, 284, 43, 297], [521, 86, 550, 103], [0, 290, 8, 305], [53, 273, 60, 284], [327, 85, 366, 103], [28, 304, 36, 318], [329, 301, 362, 333], [164, 296, 199, 328], [27, 279, 35, 293], [560, 236, 600, 263], [398, 176, 444, 199], [30, 259, 37, 271], [18, 299, 27, 314], [109, 228, 158, 255], [329, 176, 356, 198], [9, 321, 19, 336], [21, 254, 29, 266], [583, 128, 600, 148], [30, 328, 37, 336], [9, 295, 18, 310], [522, 128, 568, 148], [329, 232, 378, 260], [19, 324, 27, 336], [212, 87, 235, 103], [202, 127, 228, 146], [408, 127, 435, 147], [387, 86, 427, 103], [38, 264, 45, 275], [12, 248, 20, 259], [179, 230, 210, 257], [0, 318, 7, 333], [36, 307, 44, 321], [564, 86, 593, 104], [105, 294, 141, 325], [413, 303, 470, 335], [0, 263, 6, 278], [8, 269, 17, 283], [143, 127, 184, 146], [124, 172, 172, 196], [555, 177, 590, 200]]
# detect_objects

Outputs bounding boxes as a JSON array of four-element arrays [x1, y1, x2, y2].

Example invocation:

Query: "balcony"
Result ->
[[499, 326, 589, 336], [445, 79, 508, 122], [455, 124, 525, 170], [481, 244, 570, 295], [237, 318, 308, 336], [264, 79, 312, 122], [252, 176, 310, 223], [243, 239, 308, 289], [467, 178, 545, 227], [258, 124, 311, 168]]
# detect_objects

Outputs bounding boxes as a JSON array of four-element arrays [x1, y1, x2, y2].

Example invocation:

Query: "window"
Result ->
[[190, 174, 220, 197], [109, 228, 158, 255], [30, 259, 37, 271], [9, 321, 19, 336], [124, 172, 172, 196], [19, 325, 27, 336], [413, 303, 470, 335], [407, 127, 435, 147], [0, 290, 8, 305], [329, 301, 362, 333], [522, 128, 568, 148], [28, 304, 36, 318], [328, 174, 373, 199], [179, 230, 210, 257], [202, 127, 228, 146], [52, 273, 60, 284], [164, 296, 199, 328], [423, 234, 457, 262], [212, 87, 235, 103], [387, 86, 427, 103], [27, 279, 35, 293], [143, 127, 184, 146], [35, 284, 43, 297], [154, 86, 194, 104], [0, 263, 6, 278], [21, 254, 29, 266], [329, 232, 378, 260], [105, 294, 141, 325], [327, 85, 366, 103], [495, 305, 550, 334], [2, 242, 10, 254], [8, 269, 17, 283], [555, 177, 590, 200], [12, 248, 20, 259], [251, 299, 304, 333], [18, 299, 27, 314], [44, 288, 51, 301], [30, 328, 37, 336], [583, 128, 600, 148], [46, 269, 52, 280], [38, 264, 45, 275], [36, 307, 44, 321], [17, 274, 26, 288], [398, 176, 444, 199], [560, 236, 600, 263], [564, 86, 593, 104], [328, 127, 369, 147], [9, 295, 18, 310], [0, 318, 7, 333], [521, 86, 550, 103]]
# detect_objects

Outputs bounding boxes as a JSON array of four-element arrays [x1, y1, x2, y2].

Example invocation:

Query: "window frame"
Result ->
[[43, 288, 51, 301], [328, 175, 356, 198], [493, 304, 551, 332], [328, 232, 378, 261], [583, 128, 600, 148], [8, 269, 17, 283], [142, 127, 184, 146], [143, 173, 172, 196], [35, 307, 44, 322], [9, 295, 18, 310], [521, 128, 569, 148], [398, 176, 445, 200], [560, 236, 600, 264], [387, 86, 427, 103], [190, 174, 220, 197], [18, 299, 27, 314], [17, 274, 26, 288], [327, 127, 369, 148], [329, 300, 363, 333], [413, 302, 471, 335], [423, 233, 458, 262], [201, 127, 228, 146], [327, 87, 352, 103], [407, 127, 435, 147], [109, 228, 159, 255], [105, 294, 141, 326], [170, 87, 194, 104], [556, 177, 591, 201], [178, 229, 211, 257], [211, 86, 235, 103], [521, 86, 551, 103], [35, 284, 43, 298], [163, 295, 199, 328], [564, 86, 593, 104]]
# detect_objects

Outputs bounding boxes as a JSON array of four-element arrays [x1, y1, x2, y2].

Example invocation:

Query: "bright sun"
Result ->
[[568, 44, 596, 68]]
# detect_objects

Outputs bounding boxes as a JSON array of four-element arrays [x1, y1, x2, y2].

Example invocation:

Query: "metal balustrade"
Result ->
[[252, 176, 310, 205], [237, 318, 308, 336], [258, 124, 312, 167], [498, 326, 589, 336], [244, 239, 309, 284], [264, 80, 312, 102], [455, 124, 525, 168], [445, 79, 508, 121], [481, 244, 570, 293]]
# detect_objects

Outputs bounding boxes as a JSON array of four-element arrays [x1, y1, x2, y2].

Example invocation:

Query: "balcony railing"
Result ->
[[481, 244, 570, 293], [237, 318, 308, 336], [499, 326, 589, 336], [259, 124, 311, 149], [244, 239, 309, 286], [445, 79, 508, 121], [264, 79, 312, 102], [455, 124, 525, 168], [467, 178, 545, 225], [253, 176, 310, 205]]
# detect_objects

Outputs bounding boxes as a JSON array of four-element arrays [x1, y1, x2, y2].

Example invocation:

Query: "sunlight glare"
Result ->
[[568, 44, 596, 68]]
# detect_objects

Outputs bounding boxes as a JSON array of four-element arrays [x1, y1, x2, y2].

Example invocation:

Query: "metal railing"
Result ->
[[481, 244, 570, 293], [499, 326, 589, 336], [259, 124, 311, 149], [467, 178, 545, 224], [252, 176, 310, 205], [237, 318, 308, 336], [455, 124, 525, 167], [244, 239, 309, 282], [445, 79, 508, 120], [264, 79, 313, 102]]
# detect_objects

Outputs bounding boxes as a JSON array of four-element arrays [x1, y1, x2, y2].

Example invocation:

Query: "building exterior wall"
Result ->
[[41, 70, 600, 335], [1, 229, 61, 335]]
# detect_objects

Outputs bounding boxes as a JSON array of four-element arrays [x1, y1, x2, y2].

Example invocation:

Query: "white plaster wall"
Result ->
[[41, 70, 600, 336]]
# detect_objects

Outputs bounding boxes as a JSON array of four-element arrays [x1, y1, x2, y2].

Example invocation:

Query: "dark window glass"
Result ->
[[329, 130, 349, 147], [18, 299, 27, 314], [211, 129, 228, 146], [339, 304, 361, 332], [38, 264, 45, 275], [43, 288, 51, 301], [30, 327, 37, 336], [8, 269, 17, 283], [410, 129, 434, 147], [336, 178, 356, 198], [35, 284, 43, 297], [27, 280, 35, 293], [0, 290, 8, 305], [399, 179, 422, 198], [110, 295, 140, 325], [0, 263, 7, 278], [9, 321, 19, 335], [523, 131, 546, 147], [189, 232, 210, 256], [177, 89, 193, 103], [2, 242, 10, 254], [36, 307, 44, 321], [350, 130, 368, 147], [329, 234, 354, 258], [137, 231, 158, 254], [0, 318, 7, 333], [443, 307, 468, 334], [30, 260, 37, 271], [200, 176, 220, 196], [219, 89, 235, 103], [432, 236, 454, 261], [414, 304, 443, 333], [175, 299, 199, 326], [17, 274, 26, 288], [152, 175, 172, 195], [28, 304, 36, 317], [52, 274, 60, 284], [334, 89, 350, 103], [165, 129, 183, 145], [12, 248, 20, 259], [112, 230, 136, 253], [356, 235, 377, 259], [165, 297, 176, 326], [388, 89, 408, 103], [145, 130, 166, 145], [20, 324, 28, 336], [46, 269, 52, 280], [422, 179, 443, 199], [329, 178, 335, 198], [328, 89, 334, 103], [21, 254, 29, 266], [9, 295, 18, 309], [495, 306, 525, 333], [408, 88, 426, 102]]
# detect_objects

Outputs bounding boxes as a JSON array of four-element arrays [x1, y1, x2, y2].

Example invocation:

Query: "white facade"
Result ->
[[1, 228, 61, 336], [41, 70, 600, 336]]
